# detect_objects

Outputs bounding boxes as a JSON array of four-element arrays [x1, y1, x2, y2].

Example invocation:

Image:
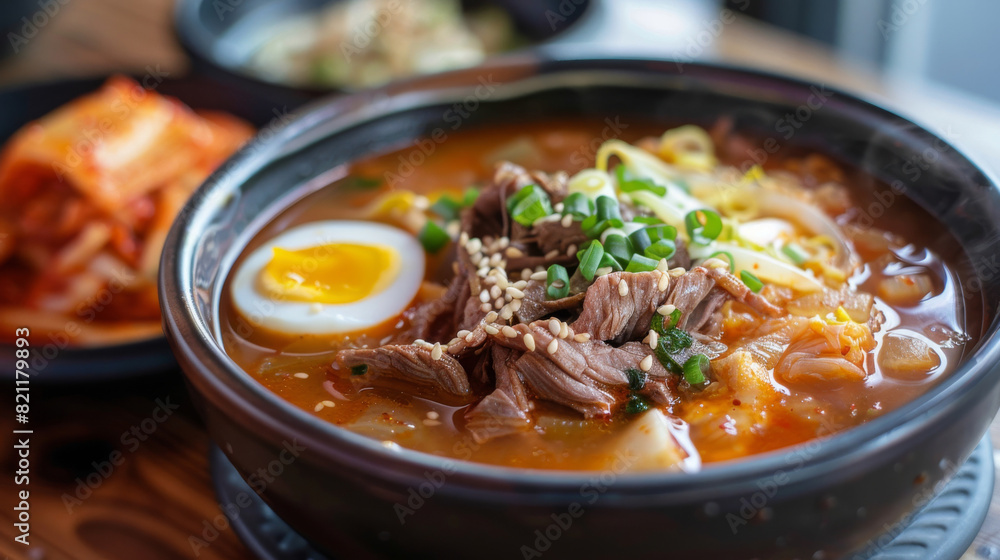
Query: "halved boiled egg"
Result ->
[[231, 221, 425, 335]]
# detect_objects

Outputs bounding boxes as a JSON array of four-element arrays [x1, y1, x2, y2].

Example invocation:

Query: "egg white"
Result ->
[[230, 221, 425, 335]]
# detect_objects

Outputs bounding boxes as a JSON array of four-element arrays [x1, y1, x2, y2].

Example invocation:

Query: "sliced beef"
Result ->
[[337, 345, 472, 397], [514, 279, 586, 323], [684, 287, 728, 336], [665, 268, 718, 330], [486, 321, 669, 417], [705, 266, 784, 317], [528, 218, 588, 257], [464, 345, 532, 443], [401, 272, 471, 344], [571, 270, 676, 344]]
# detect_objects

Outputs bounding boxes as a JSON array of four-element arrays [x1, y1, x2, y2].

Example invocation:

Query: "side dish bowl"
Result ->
[[161, 54, 1000, 559]]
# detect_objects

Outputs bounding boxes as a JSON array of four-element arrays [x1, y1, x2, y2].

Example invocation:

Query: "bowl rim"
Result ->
[[161, 52, 1000, 494]]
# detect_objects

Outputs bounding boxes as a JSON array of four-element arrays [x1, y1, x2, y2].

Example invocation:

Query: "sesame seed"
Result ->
[[499, 306, 514, 321], [545, 249, 560, 260], [457, 329, 471, 338], [497, 275, 509, 291], [465, 331, 476, 343], [561, 214, 573, 228], [559, 322, 569, 339], [480, 302, 491, 312], [656, 258, 669, 272], [649, 331, 659, 349], [448, 337, 461, 346], [423, 419, 442, 426], [640, 355, 653, 372], [322, 400, 336, 408], [506, 287, 525, 299], [703, 257, 728, 270], [499, 237, 510, 249], [414, 338, 426, 345], [669, 267, 687, 277], [309, 303, 322, 314], [293, 372, 309, 379], [490, 285, 502, 299], [413, 195, 430, 209], [554, 202, 565, 213], [483, 275, 496, 285], [574, 333, 591, 342], [530, 270, 548, 281], [490, 253, 503, 267], [522, 268, 535, 280], [484, 325, 500, 335], [478, 256, 489, 268], [524, 333, 536, 351], [513, 280, 528, 290], [466, 238, 482, 254], [657, 273, 670, 292], [502, 326, 518, 338], [618, 279, 629, 296], [427, 411, 440, 420], [547, 338, 559, 354], [459, 232, 470, 246], [479, 290, 490, 303], [510, 298, 522, 312], [506, 246, 524, 258], [596, 266, 613, 277], [446, 221, 461, 237], [566, 244, 577, 257], [495, 297, 505, 309], [548, 318, 561, 336], [431, 343, 443, 360], [477, 266, 489, 277], [657, 304, 676, 316], [314, 403, 325, 412]]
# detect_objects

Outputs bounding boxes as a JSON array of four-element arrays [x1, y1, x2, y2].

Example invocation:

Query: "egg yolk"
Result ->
[[260, 243, 399, 304]]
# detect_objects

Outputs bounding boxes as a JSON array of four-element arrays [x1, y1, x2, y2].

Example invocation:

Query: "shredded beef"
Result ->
[[464, 345, 532, 443], [338, 345, 472, 397]]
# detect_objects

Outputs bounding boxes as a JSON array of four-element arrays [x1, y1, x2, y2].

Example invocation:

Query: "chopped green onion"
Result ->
[[546, 264, 570, 299], [633, 216, 664, 225], [650, 308, 682, 336], [583, 217, 622, 239], [418, 221, 450, 253], [578, 241, 605, 281], [660, 328, 693, 354], [561, 192, 594, 219], [682, 354, 710, 385], [430, 195, 463, 221], [707, 250, 735, 273], [782, 242, 810, 265], [350, 364, 368, 376], [595, 195, 623, 222], [625, 254, 659, 273], [685, 209, 723, 245], [599, 252, 623, 272], [603, 234, 633, 267], [625, 367, 647, 391], [507, 185, 553, 226], [644, 239, 676, 261], [740, 270, 764, 292], [654, 341, 683, 374], [462, 186, 480, 207], [615, 164, 667, 197], [628, 227, 652, 254], [645, 224, 677, 243], [624, 393, 650, 414]]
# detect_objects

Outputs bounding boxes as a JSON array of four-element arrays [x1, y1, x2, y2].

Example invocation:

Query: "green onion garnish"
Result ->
[[578, 241, 605, 281], [582, 217, 621, 239], [782, 242, 810, 265], [418, 221, 450, 253], [625, 254, 659, 273], [561, 192, 594, 219], [599, 252, 623, 272], [615, 164, 667, 197], [625, 367, 647, 391], [740, 270, 764, 293], [350, 364, 368, 376], [624, 393, 650, 414], [627, 227, 652, 254], [546, 264, 570, 299], [707, 250, 735, 273], [603, 234, 633, 267], [682, 354, 710, 385], [650, 308, 682, 336], [462, 186, 480, 207], [660, 327, 693, 354], [632, 216, 665, 225], [507, 185, 553, 226], [685, 209, 723, 245], [645, 224, 677, 243], [644, 239, 676, 261], [595, 195, 623, 222], [430, 195, 463, 221]]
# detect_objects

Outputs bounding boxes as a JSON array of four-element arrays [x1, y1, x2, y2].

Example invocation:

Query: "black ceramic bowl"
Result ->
[[173, 0, 591, 103], [160, 54, 1000, 559], [0, 74, 301, 382]]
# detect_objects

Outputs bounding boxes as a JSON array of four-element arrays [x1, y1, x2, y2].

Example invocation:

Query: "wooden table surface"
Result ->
[[1, 1, 999, 559]]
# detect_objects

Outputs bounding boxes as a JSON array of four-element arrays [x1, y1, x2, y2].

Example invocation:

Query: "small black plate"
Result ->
[[0, 74, 306, 382]]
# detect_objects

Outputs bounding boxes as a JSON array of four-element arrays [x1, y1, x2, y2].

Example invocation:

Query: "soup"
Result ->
[[220, 119, 972, 471]]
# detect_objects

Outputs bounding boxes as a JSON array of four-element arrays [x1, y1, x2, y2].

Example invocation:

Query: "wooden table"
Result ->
[[1, 1, 999, 559]]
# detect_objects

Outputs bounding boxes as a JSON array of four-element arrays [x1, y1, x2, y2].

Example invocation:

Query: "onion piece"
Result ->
[[691, 242, 824, 292], [754, 190, 853, 272]]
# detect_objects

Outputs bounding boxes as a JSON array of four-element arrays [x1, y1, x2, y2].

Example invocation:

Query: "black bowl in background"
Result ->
[[0, 74, 305, 383], [173, 0, 592, 102], [160, 54, 1000, 559]]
